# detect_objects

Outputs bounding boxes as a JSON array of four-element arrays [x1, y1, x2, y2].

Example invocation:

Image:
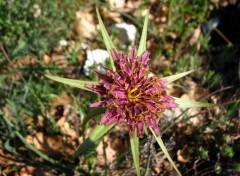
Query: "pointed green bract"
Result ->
[[163, 70, 194, 84], [45, 75, 98, 92], [173, 97, 214, 108], [96, 8, 116, 71], [81, 107, 106, 129], [137, 11, 149, 56], [73, 124, 115, 158], [130, 129, 140, 176], [150, 128, 182, 176]]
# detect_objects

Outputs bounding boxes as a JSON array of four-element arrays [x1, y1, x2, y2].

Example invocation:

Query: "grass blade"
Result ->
[[150, 128, 182, 176], [16, 132, 71, 168], [96, 8, 116, 71], [143, 153, 151, 176], [173, 97, 214, 108], [45, 74, 98, 92], [163, 70, 194, 84], [137, 11, 149, 56], [0, 111, 72, 169], [130, 129, 140, 176], [73, 124, 115, 158]]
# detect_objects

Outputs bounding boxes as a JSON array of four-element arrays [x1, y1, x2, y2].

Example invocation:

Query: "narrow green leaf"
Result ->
[[150, 128, 182, 176], [144, 151, 151, 176], [16, 132, 65, 166], [73, 124, 115, 158], [89, 124, 115, 142], [4, 139, 20, 156], [0, 111, 73, 169], [45, 74, 98, 92], [96, 8, 116, 71], [143, 124, 149, 136], [163, 70, 194, 84], [137, 11, 149, 56], [12, 41, 27, 56], [130, 129, 140, 176], [173, 97, 214, 108]]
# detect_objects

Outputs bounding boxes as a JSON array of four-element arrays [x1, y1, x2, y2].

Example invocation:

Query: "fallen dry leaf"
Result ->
[[57, 115, 78, 146], [177, 145, 191, 163], [183, 79, 209, 100], [96, 137, 116, 166], [75, 10, 97, 40], [43, 55, 51, 65], [26, 132, 73, 156], [107, 11, 122, 23], [19, 166, 36, 176], [109, 0, 125, 9], [62, 120, 78, 140], [189, 26, 201, 46], [51, 92, 73, 107], [0, 149, 23, 167], [51, 54, 68, 69]]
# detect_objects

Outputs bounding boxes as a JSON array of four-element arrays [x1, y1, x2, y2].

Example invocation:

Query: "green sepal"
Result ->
[[137, 11, 149, 57], [45, 74, 98, 92], [163, 70, 194, 84], [81, 107, 106, 130], [96, 8, 116, 71], [130, 129, 140, 176], [173, 97, 214, 108], [73, 124, 115, 158]]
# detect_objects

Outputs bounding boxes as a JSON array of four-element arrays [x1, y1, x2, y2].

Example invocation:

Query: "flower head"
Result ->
[[86, 48, 177, 137]]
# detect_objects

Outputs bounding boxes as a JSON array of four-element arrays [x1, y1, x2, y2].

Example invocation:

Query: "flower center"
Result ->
[[128, 87, 140, 101]]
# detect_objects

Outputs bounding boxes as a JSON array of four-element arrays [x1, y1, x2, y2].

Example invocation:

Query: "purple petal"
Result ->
[[104, 67, 115, 77], [129, 123, 136, 138], [100, 111, 113, 124], [90, 100, 107, 107], [118, 116, 125, 123], [103, 83, 112, 89], [129, 47, 136, 63], [157, 79, 166, 86], [106, 116, 118, 125], [116, 99, 129, 105], [139, 51, 150, 66], [137, 121, 144, 138], [94, 87, 107, 96], [145, 88, 157, 94], [111, 49, 119, 62], [146, 102, 157, 110], [93, 69, 113, 83], [153, 127, 161, 136], [149, 119, 161, 136], [111, 90, 127, 99], [85, 83, 96, 90], [163, 102, 178, 108]]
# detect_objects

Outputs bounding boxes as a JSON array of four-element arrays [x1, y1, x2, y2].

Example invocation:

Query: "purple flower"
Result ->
[[86, 48, 177, 137]]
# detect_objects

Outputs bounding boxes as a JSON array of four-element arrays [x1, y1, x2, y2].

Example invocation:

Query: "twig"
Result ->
[[213, 27, 233, 45], [207, 22, 233, 46], [0, 44, 27, 84], [201, 86, 233, 100]]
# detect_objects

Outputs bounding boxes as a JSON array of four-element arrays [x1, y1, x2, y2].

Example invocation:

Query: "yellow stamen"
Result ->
[[128, 87, 141, 101]]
